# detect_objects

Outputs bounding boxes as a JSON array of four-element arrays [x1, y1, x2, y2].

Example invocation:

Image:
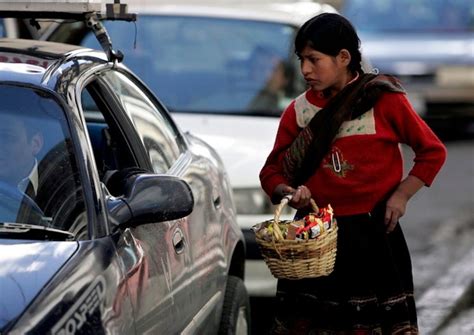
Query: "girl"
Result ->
[[259, 13, 446, 334]]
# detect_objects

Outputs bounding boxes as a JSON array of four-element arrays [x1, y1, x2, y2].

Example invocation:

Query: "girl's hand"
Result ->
[[272, 184, 311, 209], [385, 190, 408, 233], [384, 175, 425, 233], [271, 184, 295, 204], [290, 185, 311, 209]]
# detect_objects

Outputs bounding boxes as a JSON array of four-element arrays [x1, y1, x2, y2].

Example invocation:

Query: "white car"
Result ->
[[42, 1, 362, 297], [341, 0, 474, 125]]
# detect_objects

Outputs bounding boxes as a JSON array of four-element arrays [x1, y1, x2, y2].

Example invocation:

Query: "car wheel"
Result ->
[[219, 275, 251, 335]]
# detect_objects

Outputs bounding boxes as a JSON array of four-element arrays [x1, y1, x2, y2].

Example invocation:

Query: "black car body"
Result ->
[[0, 33, 248, 335]]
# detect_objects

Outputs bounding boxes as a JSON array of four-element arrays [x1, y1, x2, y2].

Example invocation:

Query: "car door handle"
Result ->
[[212, 187, 221, 209], [213, 195, 221, 208], [172, 228, 185, 254]]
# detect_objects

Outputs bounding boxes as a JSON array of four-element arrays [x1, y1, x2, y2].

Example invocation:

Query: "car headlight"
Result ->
[[233, 188, 294, 216]]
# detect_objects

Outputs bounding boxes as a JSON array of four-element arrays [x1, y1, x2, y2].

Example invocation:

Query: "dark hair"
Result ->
[[295, 13, 362, 74]]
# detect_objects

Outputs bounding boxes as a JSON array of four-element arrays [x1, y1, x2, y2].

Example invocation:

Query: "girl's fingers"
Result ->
[[298, 185, 310, 197], [291, 190, 300, 203], [385, 209, 393, 230], [385, 210, 391, 224], [387, 219, 397, 233], [287, 186, 309, 208], [385, 208, 399, 233], [283, 186, 295, 195], [295, 185, 311, 207]]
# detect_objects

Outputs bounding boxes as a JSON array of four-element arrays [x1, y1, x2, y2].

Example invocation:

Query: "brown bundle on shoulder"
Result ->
[[282, 73, 404, 186]]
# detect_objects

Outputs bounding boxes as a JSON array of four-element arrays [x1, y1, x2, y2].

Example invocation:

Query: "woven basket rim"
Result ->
[[255, 223, 338, 245]]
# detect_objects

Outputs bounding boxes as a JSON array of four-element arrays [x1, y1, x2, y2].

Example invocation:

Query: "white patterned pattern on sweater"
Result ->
[[294, 91, 322, 128], [294, 92, 376, 138], [336, 108, 376, 139]]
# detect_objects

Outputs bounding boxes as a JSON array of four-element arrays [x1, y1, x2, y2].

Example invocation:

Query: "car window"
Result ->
[[101, 71, 182, 173], [79, 15, 305, 115], [81, 86, 139, 181], [0, 85, 86, 237], [343, 0, 474, 32]]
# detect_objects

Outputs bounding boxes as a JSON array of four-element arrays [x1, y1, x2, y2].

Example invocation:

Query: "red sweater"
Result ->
[[260, 89, 447, 216]]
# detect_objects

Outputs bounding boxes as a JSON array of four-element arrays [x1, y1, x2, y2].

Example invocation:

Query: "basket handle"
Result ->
[[272, 195, 319, 241]]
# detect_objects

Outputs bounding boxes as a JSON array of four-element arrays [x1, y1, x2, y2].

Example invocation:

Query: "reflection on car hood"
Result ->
[[0, 239, 78, 331], [360, 32, 474, 75], [173, 113, 280, 188]]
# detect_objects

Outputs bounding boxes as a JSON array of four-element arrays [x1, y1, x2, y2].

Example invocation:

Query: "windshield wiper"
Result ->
[[0, 222, 75, 241]]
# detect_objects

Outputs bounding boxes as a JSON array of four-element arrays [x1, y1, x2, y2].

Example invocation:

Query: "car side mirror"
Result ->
[[106, 173, 194, 228]]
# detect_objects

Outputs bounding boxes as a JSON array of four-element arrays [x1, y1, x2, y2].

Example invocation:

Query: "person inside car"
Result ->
[[0, 87, 84, 229], [0, 98, 46, 223], [247, 45, 290, 112], [0, 111, 44, 199]]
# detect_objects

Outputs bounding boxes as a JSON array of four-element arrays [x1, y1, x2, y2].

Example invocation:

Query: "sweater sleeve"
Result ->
[[259, 101, 301, 197], [378, 92, 447, 186]]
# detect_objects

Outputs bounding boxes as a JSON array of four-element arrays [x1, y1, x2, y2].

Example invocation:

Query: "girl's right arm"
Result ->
[[259, 101, 304, 204]]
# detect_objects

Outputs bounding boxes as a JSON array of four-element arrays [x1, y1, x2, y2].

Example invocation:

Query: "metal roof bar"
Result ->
[[0, 1, 136, 63], [0, 1, 136, 21]]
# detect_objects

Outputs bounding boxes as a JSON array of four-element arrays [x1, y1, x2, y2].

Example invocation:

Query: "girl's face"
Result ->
[[299, 45, 351, 94]]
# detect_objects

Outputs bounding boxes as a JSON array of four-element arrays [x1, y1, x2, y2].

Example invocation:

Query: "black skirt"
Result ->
[[269, 205, 419, 334]]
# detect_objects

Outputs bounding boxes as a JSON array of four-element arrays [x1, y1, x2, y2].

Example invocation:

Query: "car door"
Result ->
[[80, 77, 195, 334], [98, 69, 227, 332]]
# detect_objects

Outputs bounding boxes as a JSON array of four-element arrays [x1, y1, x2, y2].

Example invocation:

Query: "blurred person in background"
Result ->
[[248, 46, 290, 112], [259, 12, 446, 334]]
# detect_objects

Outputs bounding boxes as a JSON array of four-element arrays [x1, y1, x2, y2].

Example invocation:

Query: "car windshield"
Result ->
[[0, 85, 85, 237], [81, 15, 305, 115], [343, 0, 474, 33]]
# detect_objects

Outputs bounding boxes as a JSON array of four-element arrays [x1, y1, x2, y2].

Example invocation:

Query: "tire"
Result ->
[[218, 276, 251, 335]]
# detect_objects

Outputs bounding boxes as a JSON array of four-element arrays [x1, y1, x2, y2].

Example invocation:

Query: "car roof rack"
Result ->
[[0, 1, 137, 63]]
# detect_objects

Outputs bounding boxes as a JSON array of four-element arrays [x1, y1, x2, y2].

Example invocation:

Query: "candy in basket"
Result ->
[[252, 195, 338, 280]]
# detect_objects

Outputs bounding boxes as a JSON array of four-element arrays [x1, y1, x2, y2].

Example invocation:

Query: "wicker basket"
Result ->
[[254, 196, 338, 280]]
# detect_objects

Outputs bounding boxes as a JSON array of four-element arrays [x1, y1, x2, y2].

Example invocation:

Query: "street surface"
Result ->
[[402, 139, 474, 297], [250, 132, 474, 334]]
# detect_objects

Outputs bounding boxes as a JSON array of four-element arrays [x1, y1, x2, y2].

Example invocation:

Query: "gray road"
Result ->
[[250, 138, 474, 334], [401, 140, 474, 297]]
